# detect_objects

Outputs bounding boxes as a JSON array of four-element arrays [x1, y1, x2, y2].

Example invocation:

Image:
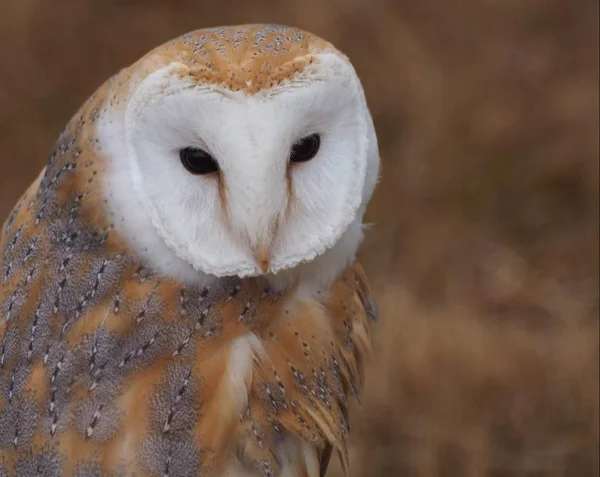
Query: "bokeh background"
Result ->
[[0, 1, 598, 475]]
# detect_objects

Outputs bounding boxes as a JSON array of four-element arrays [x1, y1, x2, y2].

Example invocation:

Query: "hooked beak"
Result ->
[[255, 244, 270, 274]]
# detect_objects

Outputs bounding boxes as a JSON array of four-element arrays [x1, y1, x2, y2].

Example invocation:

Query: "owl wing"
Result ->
[[231, 262, 377, 476]]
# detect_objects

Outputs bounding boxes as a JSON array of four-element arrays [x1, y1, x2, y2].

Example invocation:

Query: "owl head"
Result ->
[[101, 25, 380, 288]]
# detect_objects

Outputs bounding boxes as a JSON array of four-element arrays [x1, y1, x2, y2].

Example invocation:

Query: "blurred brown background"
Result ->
[[0, 0, 598, 475]]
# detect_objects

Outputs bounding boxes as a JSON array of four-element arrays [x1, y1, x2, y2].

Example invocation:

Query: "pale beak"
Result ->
[[256, 245, 270, 274]]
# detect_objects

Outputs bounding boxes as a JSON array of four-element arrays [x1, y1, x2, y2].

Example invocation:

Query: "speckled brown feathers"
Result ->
[[0, 25, 376, 476]]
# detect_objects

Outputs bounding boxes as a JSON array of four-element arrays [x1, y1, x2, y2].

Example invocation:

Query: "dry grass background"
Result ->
[[0, 0, 598, 475]]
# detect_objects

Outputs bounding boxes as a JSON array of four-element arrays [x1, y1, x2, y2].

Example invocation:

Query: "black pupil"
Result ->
[[180, 147, 219, 175], [290, 134, 321, 163]]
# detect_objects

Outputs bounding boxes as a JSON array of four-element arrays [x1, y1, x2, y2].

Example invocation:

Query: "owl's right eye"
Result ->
[[179, 147, 219, 175]]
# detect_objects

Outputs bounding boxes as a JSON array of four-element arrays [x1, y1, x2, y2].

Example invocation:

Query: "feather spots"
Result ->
[[238, 301, 256, 324], [179, 285, 210, 319], [131, 289, 165, 326], [328, 355, 347, 412], [0, 327, 20, 370], [78, 329, 119, 396], [47, 246, 78, 317], [195, 307, 222, 338], [2, 364, 31, 405], [46, 345, 79, 391], [0, 396, 38, 449], [2, 227, 23, 284], [34, 157, 78, 227], [118, 333, 159, 370], [139, 437, 201, 477], [76, 259, 109, 315], [310, 368, 331, 407], [58, 255, 127, 336], [169, 324, 196, 359], [3, 235, 38, 285], [84, 329, 116, 375], [35, 196, 51, 225], [177, 284, 222, 339], [25, 301, 53, 363], [75, 399, 120, 441], [42, 345, 80, 436], [45, 162, 77, 196], [3, 203, 21, 234], [225, 284, 242, 303], [4, 226, 23, 260], [260, 381, 288, 412], [149, 364, 198, 438], [112, 291, 121, 315], [1, 286, 26, 323], [115, 318, 169, 374]]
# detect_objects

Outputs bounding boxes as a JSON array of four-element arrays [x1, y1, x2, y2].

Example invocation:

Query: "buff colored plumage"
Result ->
[[0, 25, 379, 476]]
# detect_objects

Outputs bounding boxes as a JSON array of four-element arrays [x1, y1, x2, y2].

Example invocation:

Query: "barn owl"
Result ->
[[0, 24, 379, 476]]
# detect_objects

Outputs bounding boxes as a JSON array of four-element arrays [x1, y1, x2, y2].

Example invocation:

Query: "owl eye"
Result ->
[[290, 134, 321, 163], [179, 147, 219, 175]]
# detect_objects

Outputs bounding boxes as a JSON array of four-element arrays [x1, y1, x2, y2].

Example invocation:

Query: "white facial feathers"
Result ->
[[101, 50, 380, 287]]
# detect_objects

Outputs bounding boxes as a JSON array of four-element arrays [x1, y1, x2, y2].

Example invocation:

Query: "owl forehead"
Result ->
[[141, 24, 340, 94]]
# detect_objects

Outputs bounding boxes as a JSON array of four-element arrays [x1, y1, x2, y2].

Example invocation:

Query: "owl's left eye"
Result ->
[[180, 147, 219, 175], [290, 134, 321, 163]]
